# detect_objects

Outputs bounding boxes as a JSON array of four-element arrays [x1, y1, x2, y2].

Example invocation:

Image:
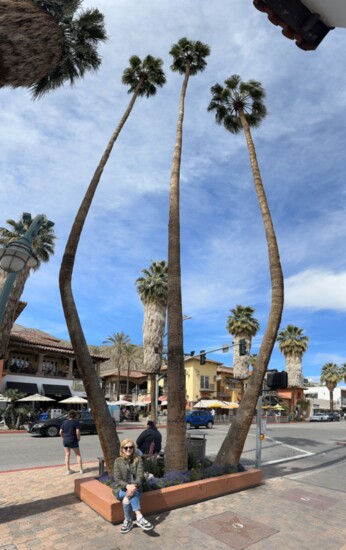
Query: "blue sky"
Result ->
[[1, 1, 346, 383]]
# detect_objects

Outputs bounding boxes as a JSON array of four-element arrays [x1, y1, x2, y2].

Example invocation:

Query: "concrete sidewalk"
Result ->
[[0, 460, 346, 550]]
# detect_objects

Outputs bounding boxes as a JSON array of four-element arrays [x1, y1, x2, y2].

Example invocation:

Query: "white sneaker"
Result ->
[[66, 470, 73, 475], [80, 469, 85, 474], [136, 516, 153, 531]]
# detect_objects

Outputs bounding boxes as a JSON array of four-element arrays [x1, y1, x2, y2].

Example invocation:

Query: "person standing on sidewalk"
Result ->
[[113, 439, 153, 534], [136, 420, 162, 457], [59, 410, 84, 475]]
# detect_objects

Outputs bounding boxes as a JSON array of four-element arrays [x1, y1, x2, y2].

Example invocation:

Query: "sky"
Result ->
[[1, 0, 346, 383]]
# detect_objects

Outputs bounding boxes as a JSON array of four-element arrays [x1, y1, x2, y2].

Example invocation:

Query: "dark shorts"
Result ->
[[63, 441, 79, 449]]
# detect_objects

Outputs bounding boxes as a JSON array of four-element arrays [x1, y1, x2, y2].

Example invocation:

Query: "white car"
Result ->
[[309, 412, 329, 422]]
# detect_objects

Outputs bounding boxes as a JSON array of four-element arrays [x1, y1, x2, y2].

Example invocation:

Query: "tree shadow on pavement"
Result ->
[[0, 492, 77, 523]]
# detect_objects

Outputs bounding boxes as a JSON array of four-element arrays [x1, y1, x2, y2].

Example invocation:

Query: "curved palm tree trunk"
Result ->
[[59, 81, 144, 474], [165, 64, 190, 473], [0, 266, 29, 360], [215, 110, 284, 467]]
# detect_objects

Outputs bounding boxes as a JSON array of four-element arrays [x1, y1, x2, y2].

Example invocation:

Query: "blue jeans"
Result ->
[[118, 489, 141, 520]]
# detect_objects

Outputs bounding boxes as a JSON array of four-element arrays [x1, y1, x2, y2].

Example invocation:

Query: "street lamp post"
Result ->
[[0, 214, 51, 323]]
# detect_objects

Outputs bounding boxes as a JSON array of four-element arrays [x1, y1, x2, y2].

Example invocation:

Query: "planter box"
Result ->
[[75, 468, 262, 524]]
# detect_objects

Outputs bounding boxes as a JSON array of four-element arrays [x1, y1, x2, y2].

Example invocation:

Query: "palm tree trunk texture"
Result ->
[[233, 334, 251, 379], [0, 1, 64, 89], [0, 266, 29, 360], [59, 82, 144, 473], [165, 64, 190, 473], [215, 110, 284, 467], [329, 387, 334, 412], [285, 354, 303, 387], [126, 360, 130, 396]]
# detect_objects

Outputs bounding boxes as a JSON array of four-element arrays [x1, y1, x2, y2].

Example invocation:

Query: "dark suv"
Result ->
[[327, 412, 340, 422], [28, 411, 100, 437], [185, 410, 214, 429]]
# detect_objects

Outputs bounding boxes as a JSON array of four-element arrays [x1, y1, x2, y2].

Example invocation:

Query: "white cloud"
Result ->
[[285, 269, 346, 311]]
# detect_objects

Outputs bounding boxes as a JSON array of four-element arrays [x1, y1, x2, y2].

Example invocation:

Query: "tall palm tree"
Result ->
[[0, 214, 55, 360], [166, 38, 210, 472], [277, 324, 309, 387], [103, 332, 131, 400], [59, 54, 165, 475], [136, 260, 168, 423], [226, 305, 260, 381], [0, 0, 107, 98], [321, 362, 341, 413], [208, 75, 284, 468]]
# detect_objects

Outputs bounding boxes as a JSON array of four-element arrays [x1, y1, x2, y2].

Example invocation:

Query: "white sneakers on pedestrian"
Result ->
[[66, 470, 73, 475], [136, 516, 153, 531], [80, 469, 84, 474]]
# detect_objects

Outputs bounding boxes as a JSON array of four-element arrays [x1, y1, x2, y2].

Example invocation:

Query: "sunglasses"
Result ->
[[123, 446, 134, 451]]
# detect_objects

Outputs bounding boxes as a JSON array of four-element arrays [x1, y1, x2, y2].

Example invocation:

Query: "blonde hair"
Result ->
[[120, 439, 138, 462]]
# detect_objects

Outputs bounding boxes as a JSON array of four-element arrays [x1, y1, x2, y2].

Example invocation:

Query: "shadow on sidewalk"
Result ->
[[0, 492, 77, 523]]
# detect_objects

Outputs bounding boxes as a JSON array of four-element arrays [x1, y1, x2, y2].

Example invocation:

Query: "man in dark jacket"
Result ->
[[136, 420, 162, 455]]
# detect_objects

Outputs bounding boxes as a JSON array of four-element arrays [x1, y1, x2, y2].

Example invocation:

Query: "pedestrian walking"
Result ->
[[59, 410, 84, 475], [113, 439, 153, 534]]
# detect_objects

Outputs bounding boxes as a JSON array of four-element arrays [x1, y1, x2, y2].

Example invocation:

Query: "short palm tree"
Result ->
[[226, 305, 260, 380], [166, 38, 210, 472], [136, 260, 168, 423], [0, 214, 55, 360], [277, 325, 309, 387], [208, 75, 284, 468], [321, 363, 341, 412], [59, 54, 165, 475], [0, 0, 107, 98], [103, 332, 132, 401], [4, 388, 25, 428]]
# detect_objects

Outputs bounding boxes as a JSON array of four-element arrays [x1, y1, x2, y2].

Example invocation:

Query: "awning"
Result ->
[[42, 384, 72, 397], [6, 381, 38, 394]]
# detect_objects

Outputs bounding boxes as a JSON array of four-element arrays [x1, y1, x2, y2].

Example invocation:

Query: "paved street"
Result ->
[[1, 422, 346, 549]]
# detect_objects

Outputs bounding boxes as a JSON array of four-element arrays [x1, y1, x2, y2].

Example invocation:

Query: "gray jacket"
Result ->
[[113, 457, 145, 499]]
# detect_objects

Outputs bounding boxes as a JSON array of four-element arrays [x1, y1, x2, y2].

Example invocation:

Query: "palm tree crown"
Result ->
[[170, 37, 210, 75], [122, 55, 166, 97], [0, 214, 56, 269], [226, 305, 260, 337], [277, 325, 309, 357], [135, 260, 168, 304], [0, 0, 107, 98], [321, 362, 341, 388], [207, 74, 267, 133]]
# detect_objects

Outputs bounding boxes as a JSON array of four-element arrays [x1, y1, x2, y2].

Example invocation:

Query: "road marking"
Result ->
[[248, 433, 314, 465]]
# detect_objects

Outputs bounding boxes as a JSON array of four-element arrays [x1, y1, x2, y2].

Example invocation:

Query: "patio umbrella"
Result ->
[[222, 402, 239, 409], [272, 404, 285, 411], [194, 399, 230, 409], [59, 396, 88, 404], [17, 394, 55, 402]]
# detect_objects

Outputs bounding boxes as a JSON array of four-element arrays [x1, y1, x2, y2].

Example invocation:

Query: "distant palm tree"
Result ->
[[136, 260, 168, 423], [321, 362, 341, 412], [103, 332, 132, 400], [0, 214, 55, 360], [226, 305, 260, 380], [277, 324, 309, 387], [208, 75, 284, 468], [166, 38, 210, 473], [59, 54, 165, 475], [0, 0, 107, 98], [123, 344, 142, 396]]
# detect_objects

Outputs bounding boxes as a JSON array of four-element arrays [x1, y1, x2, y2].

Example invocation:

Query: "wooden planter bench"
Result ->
[[75, 468, 262, 524]]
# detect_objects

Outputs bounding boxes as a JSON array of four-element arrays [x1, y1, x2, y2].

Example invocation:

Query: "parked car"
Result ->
[[309, 412, 330, 422], [28, 411, 109, 437], [186, 410, 214, 429], [327, 412, 340, 422]]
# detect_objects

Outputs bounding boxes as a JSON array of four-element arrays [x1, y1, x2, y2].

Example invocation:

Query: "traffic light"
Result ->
[[266, 370, 288, 389], [239, 339, 247, 356], [200, 350, 206, 365]]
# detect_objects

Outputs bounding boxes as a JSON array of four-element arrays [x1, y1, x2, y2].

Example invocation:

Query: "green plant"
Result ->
[[144, 458, 164, 478]]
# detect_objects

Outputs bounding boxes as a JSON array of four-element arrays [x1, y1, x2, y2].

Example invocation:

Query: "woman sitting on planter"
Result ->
[[113, 438, 153, 534]]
